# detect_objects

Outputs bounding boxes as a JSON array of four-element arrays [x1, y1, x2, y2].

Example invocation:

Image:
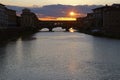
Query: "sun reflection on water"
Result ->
[[69, 28, 75, 32]]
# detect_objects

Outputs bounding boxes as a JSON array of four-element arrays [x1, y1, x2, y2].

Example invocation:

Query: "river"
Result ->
[[0, 29, 120, 80]]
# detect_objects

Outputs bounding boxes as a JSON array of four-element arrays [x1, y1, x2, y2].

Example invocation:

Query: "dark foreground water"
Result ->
[[0, 31, 120, 80]]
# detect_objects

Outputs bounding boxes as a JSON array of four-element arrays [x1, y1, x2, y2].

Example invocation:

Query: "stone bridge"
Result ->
[[39, 20, 78, 31]]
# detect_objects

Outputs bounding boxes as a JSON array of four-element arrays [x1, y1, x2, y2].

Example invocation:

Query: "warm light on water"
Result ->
[[69, 28, 75, 32]]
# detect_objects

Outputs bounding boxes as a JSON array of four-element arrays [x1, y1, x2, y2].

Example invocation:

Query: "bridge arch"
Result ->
[[39, 20, 77, 32], [40, 28, 49, 32]]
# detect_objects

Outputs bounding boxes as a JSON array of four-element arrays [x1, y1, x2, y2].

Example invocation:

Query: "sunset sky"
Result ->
[[1, 0, 120, 20], [0, 0, 120, 7]]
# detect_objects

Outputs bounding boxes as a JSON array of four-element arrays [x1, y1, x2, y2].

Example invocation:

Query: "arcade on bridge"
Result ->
[[38, 20, 78, 32]]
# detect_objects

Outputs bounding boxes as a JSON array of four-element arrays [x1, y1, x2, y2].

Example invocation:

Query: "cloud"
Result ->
[[6, 4, 103, 18]]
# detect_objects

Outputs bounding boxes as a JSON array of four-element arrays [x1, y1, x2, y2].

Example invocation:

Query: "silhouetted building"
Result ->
[[16, 16, 21, 26], [93, 4, 120, 36], [6, 8, 17, 27], [0, 3, 8, 28], [77, 13, 95, 33], [21, 8, 39, 30], [0, 3, 18, 28], [84, 13, 95, 30], [78, 4, 120, 37]]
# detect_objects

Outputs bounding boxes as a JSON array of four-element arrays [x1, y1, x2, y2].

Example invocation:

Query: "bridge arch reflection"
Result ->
[[40, 27, 66, 32], [40, 28, 49, 32]]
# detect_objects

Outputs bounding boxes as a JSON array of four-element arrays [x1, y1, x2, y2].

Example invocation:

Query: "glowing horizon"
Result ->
[[56, 17, 76, 21], [39, 11, 77, 21], [39, 17, 76, 21]]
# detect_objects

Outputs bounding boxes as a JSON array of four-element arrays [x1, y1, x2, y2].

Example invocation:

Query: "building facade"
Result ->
[[21, 8, 39, 30], [0, 3, 18, 28], [6, 8, 17, 27], [0, 4, 8, 28], [92, 4, 120, 36], [76, 13, 95, 33], [102, 4, 120, 36], [79, 4, 120, 37]]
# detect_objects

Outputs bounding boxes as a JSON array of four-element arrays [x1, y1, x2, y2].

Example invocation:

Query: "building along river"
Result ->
[[0, 28, 120, 80]]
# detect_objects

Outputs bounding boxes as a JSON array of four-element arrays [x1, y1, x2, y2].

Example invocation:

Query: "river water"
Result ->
[[0, 29, 120, 80]]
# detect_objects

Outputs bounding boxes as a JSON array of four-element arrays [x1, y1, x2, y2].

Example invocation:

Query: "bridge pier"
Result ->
[[65, 28, 69, 32], [49, 28, 53, 32]]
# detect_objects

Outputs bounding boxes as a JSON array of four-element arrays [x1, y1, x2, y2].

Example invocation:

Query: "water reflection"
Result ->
[[69, 28, 76, 32], [53, 27, 65, 32], [67, 58, 79, 80], [0, 43, 9, 80], [21, 33, 36, 41], [91, 37, 120, 80], [0, 32, 120, 80]]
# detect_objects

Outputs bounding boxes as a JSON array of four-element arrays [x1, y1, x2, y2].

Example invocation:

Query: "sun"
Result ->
[[69, 11, 75, 16]]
